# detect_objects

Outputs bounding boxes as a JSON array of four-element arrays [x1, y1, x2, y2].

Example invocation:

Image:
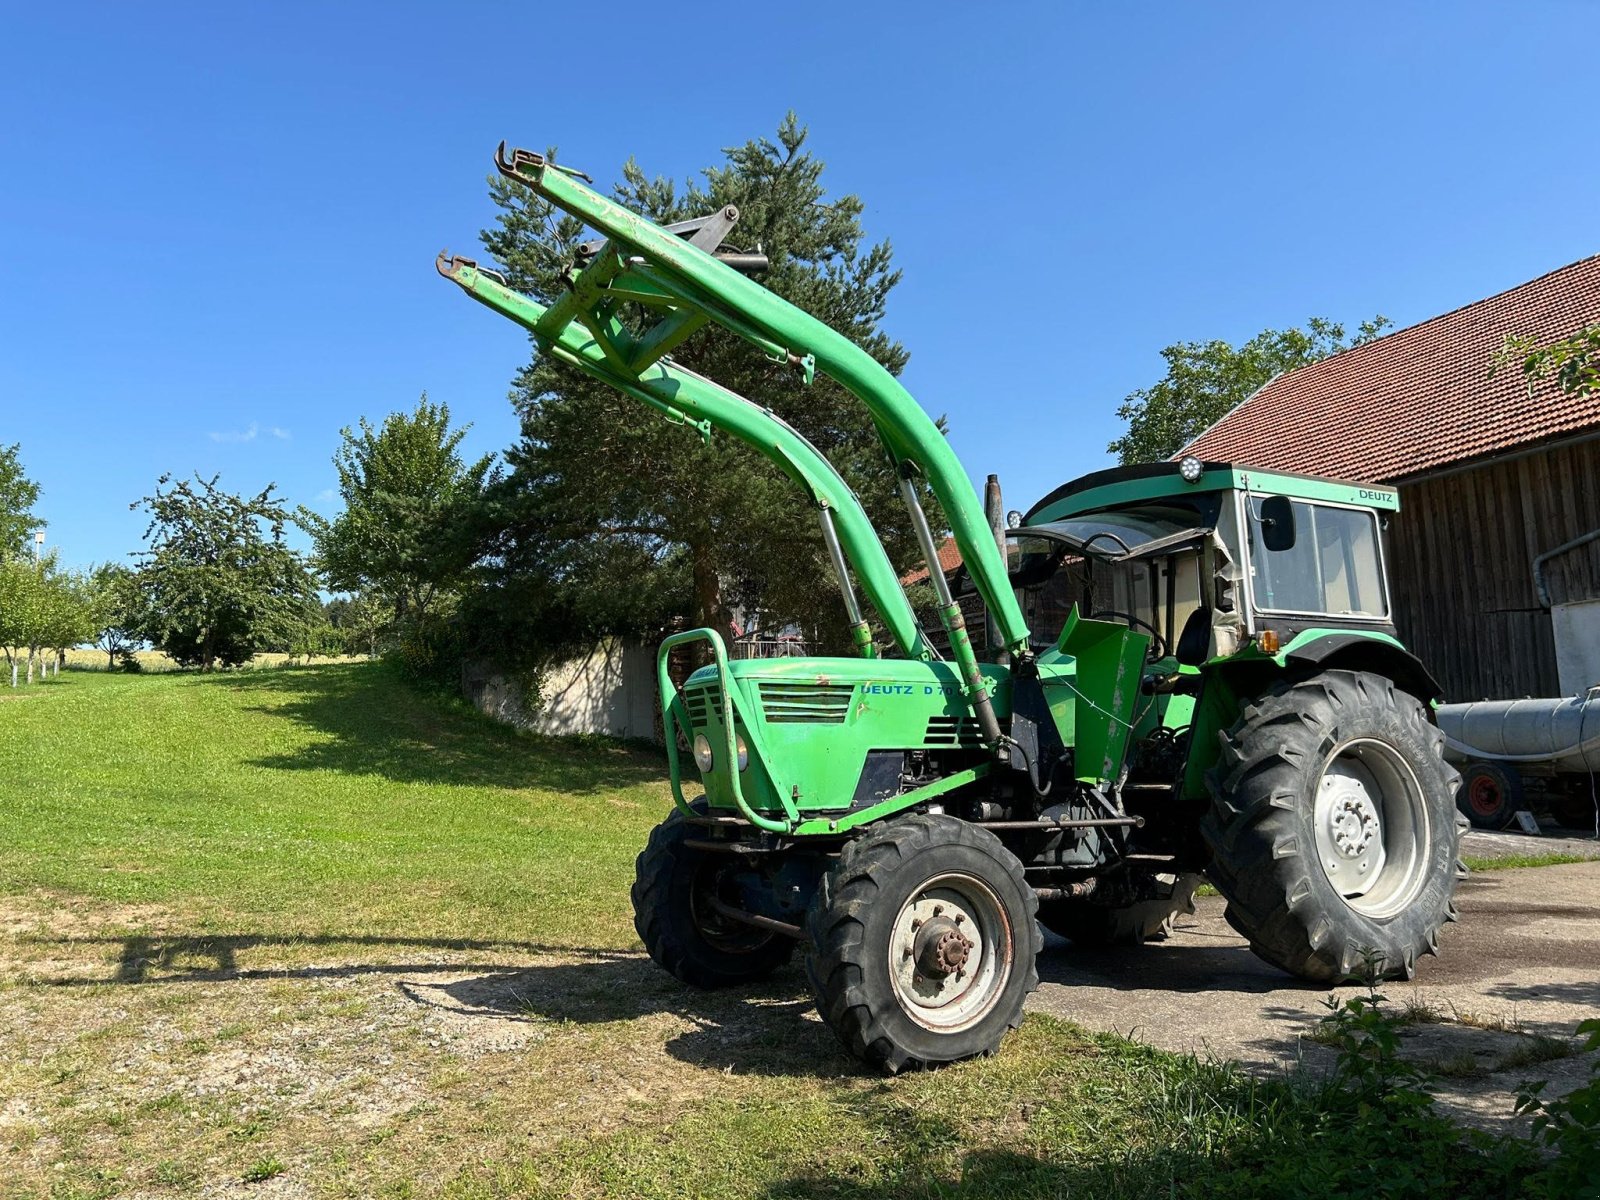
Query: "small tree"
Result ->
[[0, 443, 44, 561], [1108, 317, 1391, 464], [87, 562, 144, 670], [132, 474, 319, 670], [325, 590, 389, 658], [304, 396, 494, 632], [0, 555, 88, 684]]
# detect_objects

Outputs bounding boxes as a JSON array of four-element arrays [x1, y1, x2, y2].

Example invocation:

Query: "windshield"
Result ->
[[1035, 503, 1208, 557], [1246, 498, 1388, 618]]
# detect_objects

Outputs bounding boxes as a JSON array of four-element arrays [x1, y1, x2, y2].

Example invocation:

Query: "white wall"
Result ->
[[1553, 599, 1600, 695], [463, 639, 660, 741]]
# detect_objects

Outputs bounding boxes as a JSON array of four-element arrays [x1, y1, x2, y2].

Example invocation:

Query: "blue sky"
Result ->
[[3, 2, 1595, 571]]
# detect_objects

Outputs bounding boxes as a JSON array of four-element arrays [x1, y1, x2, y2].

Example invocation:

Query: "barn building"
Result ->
[[1180, 254, 1600, 702]]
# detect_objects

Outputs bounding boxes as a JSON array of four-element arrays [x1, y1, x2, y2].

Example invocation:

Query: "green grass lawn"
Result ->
[[0, 665, 667, 947], [0, 666, 1585, 1199]]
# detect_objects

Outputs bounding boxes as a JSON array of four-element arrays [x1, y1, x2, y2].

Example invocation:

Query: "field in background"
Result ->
[[0, 666, 1583, 1198], [55, 648, 368, 674]]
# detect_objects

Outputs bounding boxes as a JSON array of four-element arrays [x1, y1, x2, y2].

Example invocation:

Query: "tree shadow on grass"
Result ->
[[26, 924, 862, 1079], [25, 930, 629, 986], [199, 662, 668, 794]]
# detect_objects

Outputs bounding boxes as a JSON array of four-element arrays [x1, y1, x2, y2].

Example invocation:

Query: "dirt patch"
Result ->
[[0, 915, 851, 1194]]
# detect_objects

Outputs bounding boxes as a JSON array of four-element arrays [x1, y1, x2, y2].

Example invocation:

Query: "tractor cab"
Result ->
[[1009, 458, 1403, 673]]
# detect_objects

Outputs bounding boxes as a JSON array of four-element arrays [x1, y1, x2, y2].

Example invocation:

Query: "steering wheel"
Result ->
[[1087, 610, 1168, 662]]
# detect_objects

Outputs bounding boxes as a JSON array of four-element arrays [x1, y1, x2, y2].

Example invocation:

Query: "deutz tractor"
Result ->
[[439, 144, 1464, 1073]]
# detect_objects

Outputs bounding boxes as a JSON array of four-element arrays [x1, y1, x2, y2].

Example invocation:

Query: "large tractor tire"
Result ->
[[1456, 760, 1525, 830], [632, 800, 795, 988], [1038, 872, 1204, 947], [804, 813, 1040, 1073], [1202, 670, 1464, 983]]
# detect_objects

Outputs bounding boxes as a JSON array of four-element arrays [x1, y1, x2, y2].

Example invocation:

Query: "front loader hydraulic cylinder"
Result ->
[[899, 475, 1004, 750]]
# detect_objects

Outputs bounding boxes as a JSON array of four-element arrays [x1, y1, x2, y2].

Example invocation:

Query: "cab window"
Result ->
[[1246, 498, 1388, 618]]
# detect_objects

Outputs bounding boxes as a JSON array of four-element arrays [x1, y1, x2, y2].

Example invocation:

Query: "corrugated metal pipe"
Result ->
[[1435, 690, 1600, 770]]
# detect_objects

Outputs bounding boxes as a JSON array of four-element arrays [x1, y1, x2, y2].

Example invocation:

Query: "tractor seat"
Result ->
[[1174, 608, 1211, 668]]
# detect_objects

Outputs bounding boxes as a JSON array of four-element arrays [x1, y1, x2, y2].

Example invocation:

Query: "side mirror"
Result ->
[[1258, 495, 1298, 552]]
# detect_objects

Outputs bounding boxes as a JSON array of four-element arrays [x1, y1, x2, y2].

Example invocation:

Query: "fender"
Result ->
[[1282, 632, 1444, 703]]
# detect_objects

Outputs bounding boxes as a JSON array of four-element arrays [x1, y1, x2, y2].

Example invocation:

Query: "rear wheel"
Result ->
[[1038, 873, 1203, 946], [1203, 671, 1463, 982], [805, 813, 1039, 1073], [632, 800, 794, 988], [1456, 760, 1525, 830]]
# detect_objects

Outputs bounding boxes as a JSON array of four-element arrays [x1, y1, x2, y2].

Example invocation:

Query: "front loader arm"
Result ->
[[474, 145, 1031, 748], [437, 253, 932, 662]]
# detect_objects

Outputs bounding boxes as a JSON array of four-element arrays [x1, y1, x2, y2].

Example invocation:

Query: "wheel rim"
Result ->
[[887, 872, 1013, 1033], [687, 859, 775, 955], [1313, 738, 1430, 919], [1466, 772, 1503, 818]]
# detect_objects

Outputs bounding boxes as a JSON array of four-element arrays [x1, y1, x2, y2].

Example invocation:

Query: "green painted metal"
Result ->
[[489, 146, 1029, 740], [791, 764, 993, 835], [1275, 626, 1407, 662], [1030, 463, 1401, 524], [676, 654, 1013, 821], [656, 627, 797, 832], [1052, 609, 1152, 785], [437, 254, 931, 662]]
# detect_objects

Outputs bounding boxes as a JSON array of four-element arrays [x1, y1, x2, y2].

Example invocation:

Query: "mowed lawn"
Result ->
[[0, 666, 1565, 1199]]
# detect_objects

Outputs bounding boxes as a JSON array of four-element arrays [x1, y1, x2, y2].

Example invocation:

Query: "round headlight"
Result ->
[[692, 734, 714, 773], [1179, 455, 1204, 483], [735, 733, 749, 772]]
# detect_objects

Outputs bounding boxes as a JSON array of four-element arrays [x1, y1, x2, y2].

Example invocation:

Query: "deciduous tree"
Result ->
[[1109, 317, 1391, 464], [132, 474, 318, 670], [304, 397, 494, 633], [0, 443, 43, 561]]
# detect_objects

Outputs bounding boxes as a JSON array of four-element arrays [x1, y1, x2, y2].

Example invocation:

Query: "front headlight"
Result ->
[[1179, 455, 1204, 483], [692, 734, 714, 773], [736, 733, 749, 772]]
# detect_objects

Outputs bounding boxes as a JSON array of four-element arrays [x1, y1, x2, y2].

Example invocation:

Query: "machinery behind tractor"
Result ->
[[439, 144, 1466, 1073]]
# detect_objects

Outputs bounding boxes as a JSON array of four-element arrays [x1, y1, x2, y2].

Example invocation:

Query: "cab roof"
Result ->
[[1023, 460, 1401, 524]]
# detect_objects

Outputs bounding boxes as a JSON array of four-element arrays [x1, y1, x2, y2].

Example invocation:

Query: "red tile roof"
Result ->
[[901, 535, 963, 585], [1180, 254, 1600, 483]]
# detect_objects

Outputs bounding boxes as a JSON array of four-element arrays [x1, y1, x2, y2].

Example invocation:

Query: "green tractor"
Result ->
[[440, 144, 1464, 1073]]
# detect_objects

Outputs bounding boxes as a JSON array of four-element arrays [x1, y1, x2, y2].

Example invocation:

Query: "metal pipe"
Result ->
[[706, 896, 805, 940], [977, 816, 1144, 830], [984, 473, 1010, 668], [819, 505, 874, 659], [1534, 527, 1600, 609], [900, 473, 1004, 750], [1033, 882, 1100, 902]]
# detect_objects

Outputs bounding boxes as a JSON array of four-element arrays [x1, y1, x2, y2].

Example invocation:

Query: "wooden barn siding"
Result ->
[[1386, 435, 1600, 701]]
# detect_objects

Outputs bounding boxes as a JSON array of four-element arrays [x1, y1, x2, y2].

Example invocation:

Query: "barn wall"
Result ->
[[1387, 435, 1600, 701]]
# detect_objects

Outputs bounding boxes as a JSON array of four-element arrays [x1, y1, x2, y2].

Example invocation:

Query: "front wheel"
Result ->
[[1203, 671, 1464, 983], [805, 814, 1040, 1073], [632, 800, 795, 988]]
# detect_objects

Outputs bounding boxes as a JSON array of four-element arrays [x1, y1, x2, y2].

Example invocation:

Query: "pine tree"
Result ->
[[475, 114, 936, 656]]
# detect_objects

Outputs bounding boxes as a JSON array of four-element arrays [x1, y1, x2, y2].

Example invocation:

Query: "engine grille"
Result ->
[[757, 681, 854, 724], [682, 684, 723, 728], [924, 714, 984, 747]]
